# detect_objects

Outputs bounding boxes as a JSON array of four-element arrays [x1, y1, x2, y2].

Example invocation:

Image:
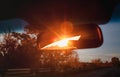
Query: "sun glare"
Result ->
[[41, 35, 80, 50]]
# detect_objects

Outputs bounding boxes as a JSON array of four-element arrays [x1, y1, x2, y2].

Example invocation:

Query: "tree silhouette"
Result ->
[[111, 57, 120, 66], [0, 32, 39, 68], [38, 49, 79, 71], [0, 32, 80, 71]]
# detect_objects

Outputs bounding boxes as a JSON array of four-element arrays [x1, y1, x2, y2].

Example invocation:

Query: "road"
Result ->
[[1, 67, 120, 77]]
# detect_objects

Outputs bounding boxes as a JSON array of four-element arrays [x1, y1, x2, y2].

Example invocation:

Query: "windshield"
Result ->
[[0, 2, 120, 77]]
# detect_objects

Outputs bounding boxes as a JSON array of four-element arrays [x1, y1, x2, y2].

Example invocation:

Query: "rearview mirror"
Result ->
[[38, 23, 103, 50]]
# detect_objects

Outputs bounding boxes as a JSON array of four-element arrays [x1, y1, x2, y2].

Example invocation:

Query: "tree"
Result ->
[[38, 49, 79, 71], [91, 58, 103, 67], [0, 32, 39, 68], [111, 57, 120, 66]]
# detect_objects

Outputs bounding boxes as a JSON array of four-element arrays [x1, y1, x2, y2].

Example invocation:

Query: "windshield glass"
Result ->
[[0, 2, 120, 77]]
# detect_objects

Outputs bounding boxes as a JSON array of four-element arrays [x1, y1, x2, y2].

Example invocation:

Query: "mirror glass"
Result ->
[[37, 23, 103, 50]]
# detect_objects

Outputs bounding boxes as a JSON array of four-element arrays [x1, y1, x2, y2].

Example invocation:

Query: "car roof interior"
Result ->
[[0, 0, 119, 25]]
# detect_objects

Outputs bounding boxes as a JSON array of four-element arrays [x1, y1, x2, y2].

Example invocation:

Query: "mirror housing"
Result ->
[[72, 24, 103, 49], [38, 23, 103, 50]]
